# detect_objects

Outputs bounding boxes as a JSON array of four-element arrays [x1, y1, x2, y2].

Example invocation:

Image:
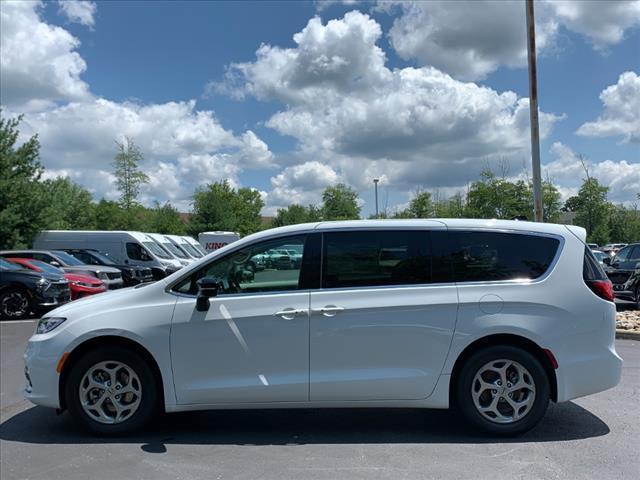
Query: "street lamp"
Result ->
[[373, 178, 379, 218]]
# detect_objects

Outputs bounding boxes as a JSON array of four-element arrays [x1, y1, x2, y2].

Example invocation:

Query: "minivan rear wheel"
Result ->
[[456, 345, 549, 436], [65, 346, 158, 435]]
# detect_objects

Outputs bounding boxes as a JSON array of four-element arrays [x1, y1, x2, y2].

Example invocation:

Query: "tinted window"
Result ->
[[174, 235, 309, 295], [322, 230, 430, 289], [614, 246, 631, 262], [449, 231, 559, 282], [51, 250, 84, 265], [629, 246, 640, 262], [126, 243, 152, 261], [584, 247, 607, 281]]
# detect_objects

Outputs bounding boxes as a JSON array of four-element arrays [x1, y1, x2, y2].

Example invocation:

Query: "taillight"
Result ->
[[585, 280, 614, 302]]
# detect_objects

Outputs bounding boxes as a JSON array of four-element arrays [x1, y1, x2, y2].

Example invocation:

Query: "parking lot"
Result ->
[[0, 320, 637, 480]]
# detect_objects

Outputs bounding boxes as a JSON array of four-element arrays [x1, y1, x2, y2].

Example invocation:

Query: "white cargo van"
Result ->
[[146, 233, 191, 266], [182, 236, 207, 257], [199, 231, 239, 254], [33, 231, 182, 279], [166, 234, 200, 261]]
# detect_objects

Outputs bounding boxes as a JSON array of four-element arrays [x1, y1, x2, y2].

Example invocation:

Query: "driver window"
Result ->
[[615, 247, 630, 262], [173, 235, 307, 295]]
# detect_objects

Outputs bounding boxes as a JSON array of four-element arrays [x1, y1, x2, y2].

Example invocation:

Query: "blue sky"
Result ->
[[2, 0, 639, 215]]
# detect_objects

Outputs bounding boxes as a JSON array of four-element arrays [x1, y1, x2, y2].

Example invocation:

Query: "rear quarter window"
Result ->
[[449, 231, 560, 282]]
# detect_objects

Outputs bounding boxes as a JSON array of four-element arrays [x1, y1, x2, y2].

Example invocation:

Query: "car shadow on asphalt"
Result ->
[[0, 401, 609, 451]]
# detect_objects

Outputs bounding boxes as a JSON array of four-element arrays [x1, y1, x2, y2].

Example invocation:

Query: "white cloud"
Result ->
[[220, 11, 563, 203], [1, 2, 275, 210], [551, 0, 640, 50], [577, 71, 640, 143], [0, 0, 91, 109], [380, 0, 640, 81], [266, 161, 341, 210], [545, 142, 640, 203], [58, 0, 96, 28]]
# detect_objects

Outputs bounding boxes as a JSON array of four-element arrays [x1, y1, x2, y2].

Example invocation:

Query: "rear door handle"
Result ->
[[274, 308, 308, 320], [311, 306, 345, 317]]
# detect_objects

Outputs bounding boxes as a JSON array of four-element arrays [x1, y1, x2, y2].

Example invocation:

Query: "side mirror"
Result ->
[[603, 257, 611, 265], [196, 277, 219, 311]]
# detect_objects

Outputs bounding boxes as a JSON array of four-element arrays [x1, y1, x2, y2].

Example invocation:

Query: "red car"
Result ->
[[7, 258, 107, 300]]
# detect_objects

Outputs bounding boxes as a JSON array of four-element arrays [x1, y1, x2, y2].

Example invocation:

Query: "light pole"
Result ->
[[373, 178, 379, 218], [526, 0, 543, 222]]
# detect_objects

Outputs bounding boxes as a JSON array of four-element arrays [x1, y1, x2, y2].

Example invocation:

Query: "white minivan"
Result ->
[[24, 220, 622, 436]]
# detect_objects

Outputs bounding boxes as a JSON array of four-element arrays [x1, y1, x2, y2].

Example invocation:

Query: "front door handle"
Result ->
[[311, 306, 345, 317], [274, 308, 308, 320]]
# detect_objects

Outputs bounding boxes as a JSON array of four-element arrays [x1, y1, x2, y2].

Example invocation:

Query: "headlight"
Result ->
[[36, 317, 66, 334], [36, 278, 51, 292], [72, 281, 96, 288]]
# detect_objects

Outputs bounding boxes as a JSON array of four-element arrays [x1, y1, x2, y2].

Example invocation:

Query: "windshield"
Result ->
[[88, 250, 117, 265], [142, 241, 171, 259], [30, 260, 65, 275], [0, 258, 21, 270], [51, 250, 85, 265], [181, 242, 202, 258], [163, 242, 188, 259]]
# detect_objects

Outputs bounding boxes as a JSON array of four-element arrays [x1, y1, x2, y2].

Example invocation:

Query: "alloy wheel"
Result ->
[[471, 359, 536, 424], [1, 291, 29, 318], [78, 360, 142, 424]]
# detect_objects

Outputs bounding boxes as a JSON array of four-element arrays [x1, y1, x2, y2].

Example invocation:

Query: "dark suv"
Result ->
[[604, 242, 640, 308], [0, 258, 71, 319], [63, 249, 154, 287]]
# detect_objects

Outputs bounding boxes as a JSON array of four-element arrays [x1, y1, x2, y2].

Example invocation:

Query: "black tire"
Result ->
[[65, 346, 159, 435], [634, 286, 640, 310], [0, 288, 32, 320], [456, 345, 550, 436]]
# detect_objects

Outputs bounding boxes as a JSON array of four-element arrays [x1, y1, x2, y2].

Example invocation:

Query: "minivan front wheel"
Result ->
[[65, 346, 158, 435], [456, 346, 550, 435]]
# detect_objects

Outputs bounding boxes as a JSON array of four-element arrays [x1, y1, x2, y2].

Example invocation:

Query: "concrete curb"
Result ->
[[616, 329, 640, 340]]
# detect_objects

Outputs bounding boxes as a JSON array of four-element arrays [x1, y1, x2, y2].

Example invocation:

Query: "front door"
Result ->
[[170, 234, 314, 405], [309, 228, 458, 401]]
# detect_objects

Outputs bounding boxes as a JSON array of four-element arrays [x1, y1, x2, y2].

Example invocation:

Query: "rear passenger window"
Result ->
[[449, 231, 559, 282], [322, 231, 431, 288], [583, 247, 608, 281]]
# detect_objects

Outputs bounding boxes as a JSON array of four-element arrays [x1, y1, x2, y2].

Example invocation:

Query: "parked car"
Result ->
[[62, 249, 153, 287], [23, 219, 622, 436], [587, 243, 599, 250], [0, 258, 71, 319], [182, 236, 207, 257], [6, 258, 107, 301], [601, 243, 628, 256], [591, 249, 609, 265], [33, 231, 183, 279], [603, 242, 640, 308], [0, 250, 124, 290], [147, 233, 192, 266]]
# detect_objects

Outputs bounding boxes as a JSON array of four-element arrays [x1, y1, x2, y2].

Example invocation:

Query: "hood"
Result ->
[[64, 273, 103, 285], [47, 282, 166, 319], [62, 265, 121, 274], [1, 268, 50, 281]]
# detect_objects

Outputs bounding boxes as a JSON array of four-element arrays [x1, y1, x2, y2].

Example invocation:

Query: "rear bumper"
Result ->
[[554, 322, 623, 402]]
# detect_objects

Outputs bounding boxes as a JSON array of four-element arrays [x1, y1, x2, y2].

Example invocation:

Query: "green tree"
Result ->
[[149, 201, 185, 234], [573, 177, 611, 244], [541, 181, 562, 223], [41, 177, 96, 230], [0, 113, 47, 248], [394, 190, 433, 218], [189, 181, 264, 237], [234, 187, 264, 236], [273, 204, 312, 227], [94, 199, 127, 230], [321, 183, 360, 220], [466, 170, 531, 219], [113, 137, 149, 210]]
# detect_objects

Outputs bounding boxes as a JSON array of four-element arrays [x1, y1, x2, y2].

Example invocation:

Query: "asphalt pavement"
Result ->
[[1, 319, 638, 480]]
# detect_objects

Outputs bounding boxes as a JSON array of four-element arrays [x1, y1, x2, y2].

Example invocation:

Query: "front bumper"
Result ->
[[24, 337, 64, 409], [101, 278, 124, 290]]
